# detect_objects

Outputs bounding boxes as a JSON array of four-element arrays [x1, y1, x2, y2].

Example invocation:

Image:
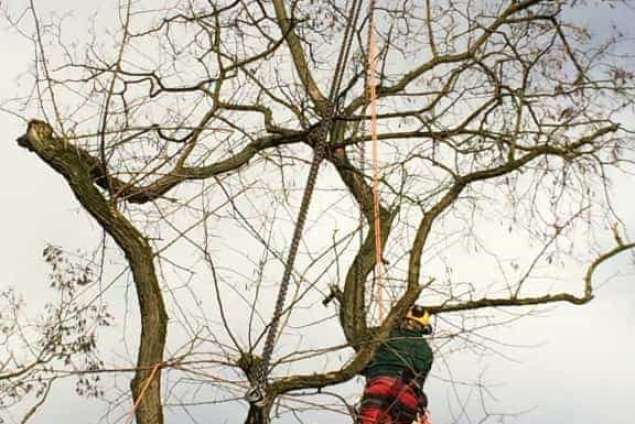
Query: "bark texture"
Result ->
[[17, 120, 168, 424]]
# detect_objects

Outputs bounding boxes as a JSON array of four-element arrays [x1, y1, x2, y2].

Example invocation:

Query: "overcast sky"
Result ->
[[1, 2, 634, 424]]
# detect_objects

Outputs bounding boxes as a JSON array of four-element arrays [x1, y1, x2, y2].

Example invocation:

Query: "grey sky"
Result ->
[[1, 1, 635, 423]]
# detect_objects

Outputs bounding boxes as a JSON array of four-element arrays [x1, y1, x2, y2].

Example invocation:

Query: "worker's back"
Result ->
[[364, 327, 433, 386]]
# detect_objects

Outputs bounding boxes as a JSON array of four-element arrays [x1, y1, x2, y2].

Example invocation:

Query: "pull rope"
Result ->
[[247, 0, 364, 406], [124, 363, 162, 424]]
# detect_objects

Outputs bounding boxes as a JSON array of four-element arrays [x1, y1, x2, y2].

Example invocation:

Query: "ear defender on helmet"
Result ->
[[406, 305, 433, 335]]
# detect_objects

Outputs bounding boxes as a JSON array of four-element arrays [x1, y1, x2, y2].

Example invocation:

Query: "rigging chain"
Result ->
[[246, 0, 365, 407]]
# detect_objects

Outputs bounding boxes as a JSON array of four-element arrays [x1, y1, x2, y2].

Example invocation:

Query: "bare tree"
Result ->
[[3, 0, 635, 423]]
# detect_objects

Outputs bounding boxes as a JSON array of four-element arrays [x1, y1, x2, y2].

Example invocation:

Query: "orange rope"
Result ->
[[366, 0, 385, 320], [124, 363, 162, 424], [419, 409, 434, 424]]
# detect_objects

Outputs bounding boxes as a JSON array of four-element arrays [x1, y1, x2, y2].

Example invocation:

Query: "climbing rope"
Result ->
[[365, 0, 386, 321], [246, 0, 364, 406]]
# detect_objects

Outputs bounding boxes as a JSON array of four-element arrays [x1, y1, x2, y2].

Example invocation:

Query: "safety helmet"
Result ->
[[405, 304, 431, 328]]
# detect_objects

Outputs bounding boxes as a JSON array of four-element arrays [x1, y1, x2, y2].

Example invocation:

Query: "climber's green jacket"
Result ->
[[363, 328, 433, 385]]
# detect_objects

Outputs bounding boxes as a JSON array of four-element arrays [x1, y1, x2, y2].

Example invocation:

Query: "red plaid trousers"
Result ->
[[357, 376, 423, 424]]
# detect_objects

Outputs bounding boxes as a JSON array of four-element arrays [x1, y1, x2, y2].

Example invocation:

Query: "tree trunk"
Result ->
[[244, 401, 274, 424]]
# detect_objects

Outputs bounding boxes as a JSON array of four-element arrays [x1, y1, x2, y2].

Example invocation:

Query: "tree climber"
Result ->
[[357, 305, 434, 424]]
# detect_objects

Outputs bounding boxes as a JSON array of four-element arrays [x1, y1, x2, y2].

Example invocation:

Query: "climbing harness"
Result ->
[[246, 0, 365, 406]]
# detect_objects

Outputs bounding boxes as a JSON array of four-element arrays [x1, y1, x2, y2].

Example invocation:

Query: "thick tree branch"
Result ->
[[425, 240, 635, 314], [327, 148, 395, 344], [407, 124, 620, 289], [268, 283, 422, 395], [29, 129, 306, 204], [346, 0, 547, 112], [272, 0, 327, 110], [17, 120, 168, 424]]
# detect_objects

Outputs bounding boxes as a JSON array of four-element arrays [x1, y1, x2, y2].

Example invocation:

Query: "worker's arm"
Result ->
[[411, 337, 433, 385]]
